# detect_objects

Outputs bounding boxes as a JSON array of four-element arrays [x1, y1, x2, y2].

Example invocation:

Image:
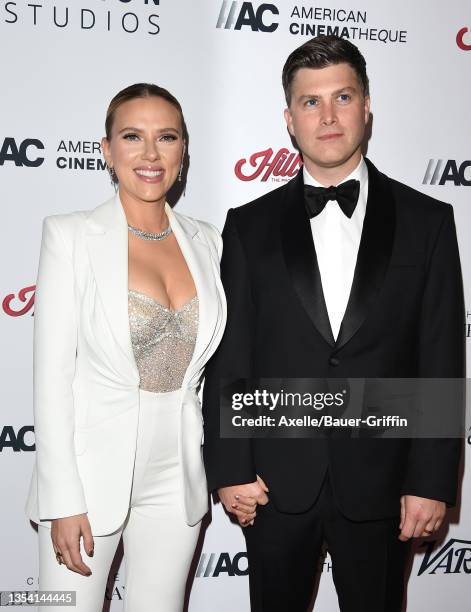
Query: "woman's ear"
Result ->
[[101, 136, 112, 167]]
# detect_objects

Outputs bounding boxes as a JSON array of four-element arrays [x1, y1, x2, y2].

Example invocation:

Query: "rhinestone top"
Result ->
[[128, 289, 198, 393]]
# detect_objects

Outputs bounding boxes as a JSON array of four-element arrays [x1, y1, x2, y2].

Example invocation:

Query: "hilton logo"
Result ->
[[235, 147, 302, 182], [456, 27, 471, 50], [2, 285, 35, 317]]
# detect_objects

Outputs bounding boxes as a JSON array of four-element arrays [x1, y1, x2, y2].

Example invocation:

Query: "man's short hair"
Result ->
[[282, 35, 370, 106]]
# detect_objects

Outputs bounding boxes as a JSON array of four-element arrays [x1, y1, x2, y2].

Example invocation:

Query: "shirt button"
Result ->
[[329, 356, 340, 367]]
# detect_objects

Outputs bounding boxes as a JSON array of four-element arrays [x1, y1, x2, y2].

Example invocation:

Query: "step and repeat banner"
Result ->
[[1, 1, 470, 610]]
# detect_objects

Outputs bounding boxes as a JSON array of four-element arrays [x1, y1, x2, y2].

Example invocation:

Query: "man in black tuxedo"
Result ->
[[202, 35, 464, 611]]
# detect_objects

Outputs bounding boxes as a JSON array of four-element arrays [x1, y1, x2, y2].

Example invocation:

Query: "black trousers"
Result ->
[[244, 475, 411, 612]]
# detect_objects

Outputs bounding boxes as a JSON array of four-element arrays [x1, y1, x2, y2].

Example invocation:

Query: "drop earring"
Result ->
[[178, 144, 186, 182], [107, 164, 118, 189]]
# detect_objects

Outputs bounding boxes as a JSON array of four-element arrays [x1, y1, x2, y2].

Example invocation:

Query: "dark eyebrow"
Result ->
[[118, 127, 181, 135], [332, 86, 357, 95], [298, 94, 320, 103], [298, 86, 357, 101]]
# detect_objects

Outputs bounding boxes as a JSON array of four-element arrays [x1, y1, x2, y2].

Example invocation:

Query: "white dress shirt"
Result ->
[[303, 157, 369, 340]]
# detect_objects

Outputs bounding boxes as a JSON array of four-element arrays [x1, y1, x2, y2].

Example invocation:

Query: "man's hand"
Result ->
[[399, 495, 446, 541], [51, 513, 94, 575], [217, 475, 269, 527]]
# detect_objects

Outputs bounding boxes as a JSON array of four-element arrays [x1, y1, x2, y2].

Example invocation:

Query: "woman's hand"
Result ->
[[217, 474, 270, 527], [51, 513, 94, 575]]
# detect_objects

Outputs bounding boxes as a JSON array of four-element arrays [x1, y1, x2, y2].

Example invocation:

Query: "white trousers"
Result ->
[[38, 388, 201, 612]]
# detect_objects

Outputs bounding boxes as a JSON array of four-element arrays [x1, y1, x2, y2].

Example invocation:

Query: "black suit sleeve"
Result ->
[[401, 205, 465, 505], [202, 209, 257, 492]]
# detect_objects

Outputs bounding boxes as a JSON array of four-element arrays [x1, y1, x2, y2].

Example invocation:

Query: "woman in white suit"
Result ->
[[25, 83, 256, 611]]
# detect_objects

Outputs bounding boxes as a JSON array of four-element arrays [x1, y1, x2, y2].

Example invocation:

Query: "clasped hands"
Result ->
[[217, 475, 269, 527], [218, 483, 446, 538]]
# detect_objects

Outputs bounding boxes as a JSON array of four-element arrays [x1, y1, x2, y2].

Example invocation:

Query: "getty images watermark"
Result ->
[[219, 378, 469, 439], [232, 388, 408, 430]]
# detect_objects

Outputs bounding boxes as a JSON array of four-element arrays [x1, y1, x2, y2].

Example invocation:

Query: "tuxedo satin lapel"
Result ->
[[85, 196, 137, 370], [281, 172, 335, 347], [166, 204, 219, 382], [335, 159, 396, 350]]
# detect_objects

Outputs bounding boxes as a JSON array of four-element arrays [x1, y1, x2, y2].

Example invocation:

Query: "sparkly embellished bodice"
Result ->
[[128, 290, 198, 393]]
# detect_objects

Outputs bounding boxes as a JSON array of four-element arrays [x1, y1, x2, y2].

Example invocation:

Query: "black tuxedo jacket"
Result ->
[[203, 158, 465, 520]]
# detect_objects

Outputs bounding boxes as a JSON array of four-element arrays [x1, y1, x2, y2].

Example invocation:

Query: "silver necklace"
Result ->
[[127, 223, 173, 241]]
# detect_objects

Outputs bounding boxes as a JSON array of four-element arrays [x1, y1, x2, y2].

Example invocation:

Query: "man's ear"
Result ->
[[363, 95, 371, 125], [284, 107, 295, 137]]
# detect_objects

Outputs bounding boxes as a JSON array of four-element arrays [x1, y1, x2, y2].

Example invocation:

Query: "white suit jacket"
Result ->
[[25, 195, 226, 535]]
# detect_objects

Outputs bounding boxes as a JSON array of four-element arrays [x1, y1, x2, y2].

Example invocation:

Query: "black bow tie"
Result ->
[[304, 179, 360, 219]]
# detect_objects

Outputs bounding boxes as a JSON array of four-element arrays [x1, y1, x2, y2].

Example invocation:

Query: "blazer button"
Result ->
[[329, 356, 340, 367]]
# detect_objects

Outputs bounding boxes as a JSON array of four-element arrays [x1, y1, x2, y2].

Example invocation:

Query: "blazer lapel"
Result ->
[[85, 195, 137, 371], [166, 204, 221, 384], [281, 172, 335, 347], [335, 158, 396, 350]]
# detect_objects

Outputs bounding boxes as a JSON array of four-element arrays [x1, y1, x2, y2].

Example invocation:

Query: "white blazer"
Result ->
[[25, 195, 226, 535]]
